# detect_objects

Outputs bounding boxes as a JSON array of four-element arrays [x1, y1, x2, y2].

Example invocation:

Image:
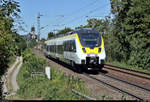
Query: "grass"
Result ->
[[12, 49, 89, 100], [106, 61, 150, 74], [7, 49, 134, 100], [16, 68, 88, 100], [7, 95, 43, 100]]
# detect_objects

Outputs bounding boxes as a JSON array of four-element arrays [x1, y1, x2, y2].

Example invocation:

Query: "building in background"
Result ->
[[21, 26, 37, 40]]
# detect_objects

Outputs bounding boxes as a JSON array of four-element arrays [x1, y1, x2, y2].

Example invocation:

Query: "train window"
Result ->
[[49, 45, 50, 52], [70, 40, 76, 52], [54, 45, 56, 53], [48, 45, 51, 51], [64, 41, 66, 51], [50, 45, 52, 52], [53, 45, 54, 52], [57, 45, 59, 54], [47, 45, 48, 51], [51, 45, 53, 52], [69, 40, 71, 51], [64, 40, 76, 52], [60, 45, 63, 54], [68, 40, 71, 51], [57, 45, 63, 54], [53, 45, 54, 53], [50, 45, 51, 52], [72, 40, 76, 52], [65, 41, 67, 51], [65, 40, 69, 51]]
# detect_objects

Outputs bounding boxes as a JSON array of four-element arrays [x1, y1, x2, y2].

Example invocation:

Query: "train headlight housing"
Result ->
[[98, 48, 101, 53], [82, 48, 86, 53]]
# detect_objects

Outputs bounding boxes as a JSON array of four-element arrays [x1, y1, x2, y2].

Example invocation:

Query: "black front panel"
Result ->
[[86, 57, 99, 65]]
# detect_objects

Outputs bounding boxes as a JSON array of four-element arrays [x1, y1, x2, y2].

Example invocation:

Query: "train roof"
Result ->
[[74, 28, 100, 34], [46, 28, 100, 42]]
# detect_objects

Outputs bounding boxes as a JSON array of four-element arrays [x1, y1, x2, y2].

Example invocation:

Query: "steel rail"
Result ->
[[34, 49, 148, 101], [98, 72, 150, 92], [105, 64, 150, 76], [83, 73, 148, 102], [104, 66, 150, 80]]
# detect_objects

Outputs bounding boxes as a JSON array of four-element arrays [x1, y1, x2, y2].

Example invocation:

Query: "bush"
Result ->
[[17, 49, 88, 100]]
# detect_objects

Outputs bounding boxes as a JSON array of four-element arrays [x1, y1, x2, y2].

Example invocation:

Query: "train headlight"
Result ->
[[82, 48, 86, 53], [98, 48, 101, 53]]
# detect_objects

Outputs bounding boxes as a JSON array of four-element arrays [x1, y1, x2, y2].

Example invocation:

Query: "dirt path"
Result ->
[[11, 57, 22, 92], [2, 56, 22, 96]]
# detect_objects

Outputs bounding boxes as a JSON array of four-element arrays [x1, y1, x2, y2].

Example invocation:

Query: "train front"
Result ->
[[76, 28, 106, 70]]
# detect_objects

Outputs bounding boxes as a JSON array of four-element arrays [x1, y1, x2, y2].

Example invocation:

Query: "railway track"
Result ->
[[98, 64, 150, 101], [98, 71, 150, 92], [104, 64, 150, 80], [47, 58, 150, 101], [103, 64, 150, 90], [83, 73, 148, 102], [33, 49, 150, 101]]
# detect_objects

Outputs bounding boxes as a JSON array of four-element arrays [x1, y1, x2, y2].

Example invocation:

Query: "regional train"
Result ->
[[43, 28, 106, 72]]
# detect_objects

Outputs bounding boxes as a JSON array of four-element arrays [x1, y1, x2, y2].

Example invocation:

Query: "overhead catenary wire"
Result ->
[[42, 1, 111, 38], [57, 0, 100, 24], [67, 0, 98, 16], [46, 1, 110, 31], [65, 3, 110, 24], [62, 3, 110, 28]]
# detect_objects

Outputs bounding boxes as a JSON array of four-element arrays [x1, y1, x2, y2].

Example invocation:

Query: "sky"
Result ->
[[15, 0, 111, 39]]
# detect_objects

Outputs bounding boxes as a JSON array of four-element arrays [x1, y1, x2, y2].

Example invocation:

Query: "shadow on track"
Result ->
[[85, 69, 108, 75]]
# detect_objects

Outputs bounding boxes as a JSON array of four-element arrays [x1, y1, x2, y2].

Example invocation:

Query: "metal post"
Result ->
[[37, 12, 43, 49], [37, 12, 41, 42]]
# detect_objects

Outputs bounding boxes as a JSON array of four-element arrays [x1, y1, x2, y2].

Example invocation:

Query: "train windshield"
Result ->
[[78, 32, 101, 48]]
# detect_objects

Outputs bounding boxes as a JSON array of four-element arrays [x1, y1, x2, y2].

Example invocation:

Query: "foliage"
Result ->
[[12, 33, 27, 55], [48, 32, 55, 39], [106, 61, 150, 74], [47, 27, 74, 40], [28, 39, 37, 48], [74, 0, 150, 70], [56, 27, 74, 36], [0, 0, 21, 76], [17, 49, 88, 100], [110, 0, 150, 69]]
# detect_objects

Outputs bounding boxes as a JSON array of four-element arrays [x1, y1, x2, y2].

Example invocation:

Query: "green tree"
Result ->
[[0, 0, 21, 76], [48, 32, 55, 39], [12, 32, 27, 55], [56, 27, 74, 36], [110, 0, 132, 61], [122, 0, 150, 68], [110, 0, 150, 69]]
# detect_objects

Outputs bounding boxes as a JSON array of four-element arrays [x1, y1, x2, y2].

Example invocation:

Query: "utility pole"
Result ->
[[37, 12, 43, 50], [37, 12, 43, 42]]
